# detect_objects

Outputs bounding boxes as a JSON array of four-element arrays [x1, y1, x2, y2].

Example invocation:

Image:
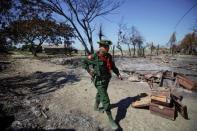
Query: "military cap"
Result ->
[[97, 40, 112, 45]]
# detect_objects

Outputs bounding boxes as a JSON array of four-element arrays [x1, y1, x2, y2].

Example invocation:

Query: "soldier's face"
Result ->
[[100, 45, 109, 52]]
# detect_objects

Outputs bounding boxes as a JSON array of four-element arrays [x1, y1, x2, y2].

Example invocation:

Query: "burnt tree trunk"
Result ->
[[156, 45, 159, 56], [116, 44, 123, 57], [88, 38, 94, 54], [127, 44, 131, 57], [120, 48, 123, 57], [31, 42, 43, 57], [133, 44, 136, 57], [142, 47, 145, 57]]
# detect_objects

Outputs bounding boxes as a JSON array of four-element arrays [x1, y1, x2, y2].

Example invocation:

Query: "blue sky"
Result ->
[[94, 0, 197, 49], [55, 0, 197, 49]]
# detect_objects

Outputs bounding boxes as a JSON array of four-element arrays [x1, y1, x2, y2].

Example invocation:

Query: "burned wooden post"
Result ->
[[156, 44, 159, 56], [171, 92, 188, 119]]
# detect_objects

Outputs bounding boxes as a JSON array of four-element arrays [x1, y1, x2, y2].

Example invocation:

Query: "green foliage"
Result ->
[[5, 18, 74, 56], [0, 0, 52, 53]]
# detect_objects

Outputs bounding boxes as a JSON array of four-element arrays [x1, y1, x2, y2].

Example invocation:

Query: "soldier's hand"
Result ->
[[118, 74, 123, 80], [88, 69, 94, 77]]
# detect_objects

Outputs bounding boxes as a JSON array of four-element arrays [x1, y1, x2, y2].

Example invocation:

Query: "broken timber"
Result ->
[[171, 92, 188, 120], [131, 96, 151, 108]]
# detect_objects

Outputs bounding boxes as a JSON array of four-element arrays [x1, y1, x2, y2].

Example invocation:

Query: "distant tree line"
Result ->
[[179, 32, 197, 55], [167, 27, 197, 55], [116, 24, 144, 57], [115, 25, 197, 57]]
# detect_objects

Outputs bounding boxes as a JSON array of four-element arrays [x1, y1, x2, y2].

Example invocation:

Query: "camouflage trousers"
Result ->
[[94, 76, 111, 111]]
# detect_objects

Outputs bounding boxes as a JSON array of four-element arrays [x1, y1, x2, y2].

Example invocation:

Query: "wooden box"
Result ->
[[151, 89, 171, 105], [150, 103, 176, 120], [176, 75, 197, 91]]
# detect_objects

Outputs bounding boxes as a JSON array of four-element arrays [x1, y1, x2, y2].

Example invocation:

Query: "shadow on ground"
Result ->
[[111, 94, 148, 131], [0, 71, 80, 97], [0, 103, 15, 131], [0, 71, 80, 130]]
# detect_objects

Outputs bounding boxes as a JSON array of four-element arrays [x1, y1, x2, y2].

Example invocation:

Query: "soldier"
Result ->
[[82, 40, 122, 130]]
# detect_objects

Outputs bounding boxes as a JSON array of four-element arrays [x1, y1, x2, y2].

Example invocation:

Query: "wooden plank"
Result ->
[[132, 96, 151, 108], [151, 89, 171, 96], [150, 95, 171, 103], [151, 99, 172, 107], [151, 89, 171, 104]]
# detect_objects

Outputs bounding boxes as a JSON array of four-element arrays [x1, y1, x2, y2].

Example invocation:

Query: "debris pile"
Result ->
[[127, 70, 197, 91], [150, 88, 188, 120], [132, 88, 188, 120], [123, 68, 197, 93], [130, 70, 193, 120], [49, 57, 81, 66]]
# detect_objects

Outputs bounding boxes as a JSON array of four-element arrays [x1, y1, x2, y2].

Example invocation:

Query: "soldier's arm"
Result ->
[[82, 55, 94, 76], [109, 54, 120, 76], [112, 61, 120, 76], [109, 54, 123, 80]]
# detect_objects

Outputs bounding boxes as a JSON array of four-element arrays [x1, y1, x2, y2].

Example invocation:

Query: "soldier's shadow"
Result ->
[[110, 95, 146, 131]]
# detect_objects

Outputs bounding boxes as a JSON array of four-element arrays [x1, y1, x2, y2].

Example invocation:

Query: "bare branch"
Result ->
[[40, 0, 122, 53]]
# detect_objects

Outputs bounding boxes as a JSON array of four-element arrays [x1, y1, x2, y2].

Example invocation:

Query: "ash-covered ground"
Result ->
[[0, 53, 197, 131]]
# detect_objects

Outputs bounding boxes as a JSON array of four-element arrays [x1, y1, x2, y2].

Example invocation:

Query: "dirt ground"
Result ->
[[0, 53, 197, 131]]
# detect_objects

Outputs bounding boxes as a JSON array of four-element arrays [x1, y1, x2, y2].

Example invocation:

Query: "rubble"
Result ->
[[11, 121, 22, 129], [128, 75, 140, 82], [31, 107, 41, 117], [126, 60, 193, 121], [49, 57, 81, 66], [132, 88, 189, 121]]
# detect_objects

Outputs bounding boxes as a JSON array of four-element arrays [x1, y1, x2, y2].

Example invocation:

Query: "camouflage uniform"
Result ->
[[82, 40, 120, 129]]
